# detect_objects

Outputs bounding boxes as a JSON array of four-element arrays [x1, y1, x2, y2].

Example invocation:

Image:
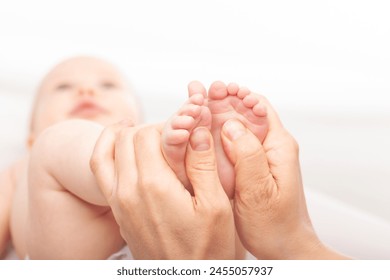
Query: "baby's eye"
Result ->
[[55, 83, 72, 91], [100, 81, 117, 90]]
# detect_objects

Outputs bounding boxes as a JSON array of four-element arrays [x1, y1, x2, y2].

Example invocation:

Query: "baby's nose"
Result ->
[[77, 85, 98, 96]]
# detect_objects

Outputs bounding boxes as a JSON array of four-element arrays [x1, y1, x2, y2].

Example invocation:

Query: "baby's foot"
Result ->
[[161, 82, 211, 192], [207, 81, 269, 198]]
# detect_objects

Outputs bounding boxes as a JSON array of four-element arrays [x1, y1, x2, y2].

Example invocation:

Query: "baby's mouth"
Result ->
[[69, 101, 109, 118]]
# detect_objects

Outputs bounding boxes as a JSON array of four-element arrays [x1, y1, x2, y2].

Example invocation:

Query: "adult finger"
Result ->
[[114, 126, 138, 196], [90, 119, 133, 201], [133, 125, 182, 193], [221, 119, 275, 194], [186, 127, 227, 202]]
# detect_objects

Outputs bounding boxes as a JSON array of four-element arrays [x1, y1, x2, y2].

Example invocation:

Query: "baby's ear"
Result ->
[[27, 133, 35, 149]]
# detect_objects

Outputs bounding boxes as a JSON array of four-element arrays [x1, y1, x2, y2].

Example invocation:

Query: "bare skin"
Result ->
[[161, 92, 211, 191], [0, 162, 20, 257], [3, 56, 139, 259], [27, 120, 124, 259], [4, 66, 248, 259], [162, 81, 269, 198], [7, 158, 28, 258], [91, 123, 238, 259], [91, 91, 349, 260], [13, 118, 244, 260], [220, 101, 350, 259]]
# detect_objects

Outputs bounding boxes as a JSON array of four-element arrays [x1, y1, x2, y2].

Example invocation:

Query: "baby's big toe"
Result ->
[[208, 81, 228, 100]]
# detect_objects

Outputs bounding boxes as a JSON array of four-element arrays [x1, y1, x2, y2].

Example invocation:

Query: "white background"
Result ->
[[1, 0, 390, 259]]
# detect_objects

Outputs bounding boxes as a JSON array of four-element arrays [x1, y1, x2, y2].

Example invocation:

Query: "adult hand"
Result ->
[[90, 122, 235, 259], [220, 96, 348, 259]]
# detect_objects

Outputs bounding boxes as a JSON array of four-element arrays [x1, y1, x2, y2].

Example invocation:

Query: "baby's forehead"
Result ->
[[41, 57, 126, 86]]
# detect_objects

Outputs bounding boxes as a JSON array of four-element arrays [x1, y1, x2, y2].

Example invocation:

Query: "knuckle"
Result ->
[[284, 132, 300, 160], [138, 175, 154, 190], [282, 130, 299, 151], [140, 177, 168, 199], [116, 184, 136, 209], [133, 126, 151, 144], [200, 199, 231, 219], [101, 124, 117, 138], [290, 136, 300, 153], [188, 157, 216, 173], [117, 126, 133, 141], [108, 121, 126, 131]]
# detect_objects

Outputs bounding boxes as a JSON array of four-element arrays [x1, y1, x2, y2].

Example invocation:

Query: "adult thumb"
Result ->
[[185, 127, 226, 201], [221, 119, 273, 196]]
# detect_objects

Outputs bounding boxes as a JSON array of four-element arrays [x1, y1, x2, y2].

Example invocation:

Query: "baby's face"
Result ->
[[30, 57, 139, 143]]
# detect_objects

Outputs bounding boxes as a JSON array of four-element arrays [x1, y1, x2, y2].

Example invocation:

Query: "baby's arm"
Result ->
[[0, 165, 16, 257]]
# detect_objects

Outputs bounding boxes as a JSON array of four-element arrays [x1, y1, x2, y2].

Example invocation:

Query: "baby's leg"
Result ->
[[206, 81, 269, 198], [161, 81, 211, 192], [27, 120, 124, 259]]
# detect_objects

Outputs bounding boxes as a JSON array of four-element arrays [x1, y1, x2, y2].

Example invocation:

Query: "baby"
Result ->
[[0, 56, 140, 259], [0, 56, 268, 259]]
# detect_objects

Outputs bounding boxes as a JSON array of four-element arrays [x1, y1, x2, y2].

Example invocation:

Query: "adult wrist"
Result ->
[[280, 227, 349, 260]]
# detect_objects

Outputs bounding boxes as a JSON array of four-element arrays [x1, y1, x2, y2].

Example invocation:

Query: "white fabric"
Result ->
[[107, 246, 133, 260], [4, 245, 133, 260]]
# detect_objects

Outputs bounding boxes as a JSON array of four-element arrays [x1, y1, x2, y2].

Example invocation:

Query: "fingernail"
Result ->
[[223, 119, 246, 141], [190, 127, 211, 151]]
